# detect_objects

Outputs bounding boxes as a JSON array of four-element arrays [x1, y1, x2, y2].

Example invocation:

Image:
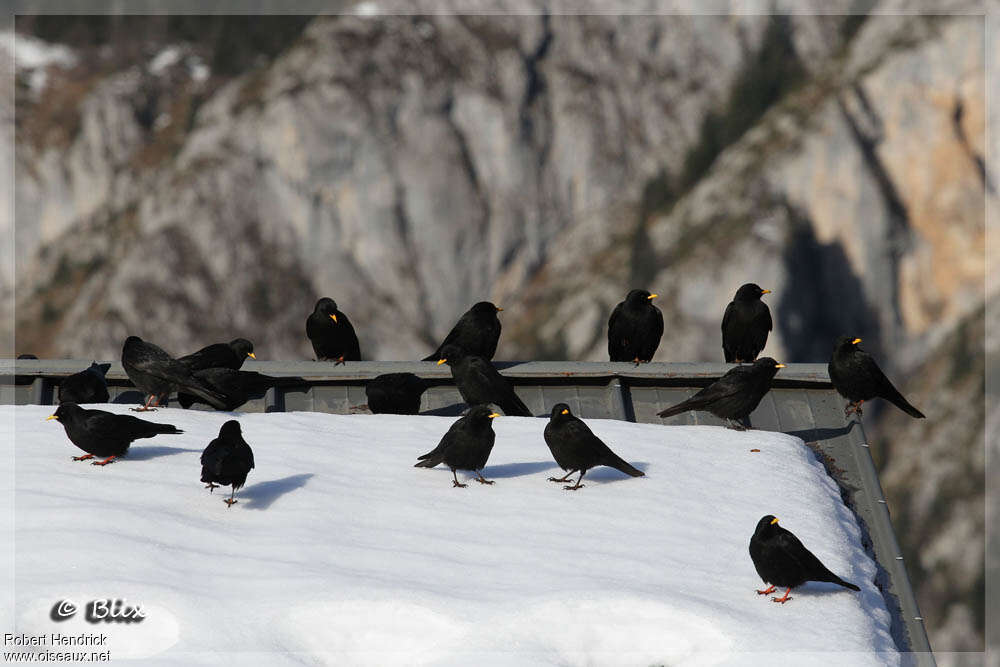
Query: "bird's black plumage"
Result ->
[[177, 368, 305, 411], [121, 336, 228, 411], [608, 289, 664, 363], [179, 338, 255, 372], [46, 402, 182, 465], [436, 345, 531, 417], [656, 357, 784, 429], [306, 298, 361, 363], [58, 362, 111, 404], [200, 420, 255, 507], [749, 515, 861, 603], [543, 403, 644, 490], [414, 405, 498, 487], [828, 336, 925, 419], [722, 283, 772, 363], [423, 301, 503, 361], [365, 373, 428, 415]]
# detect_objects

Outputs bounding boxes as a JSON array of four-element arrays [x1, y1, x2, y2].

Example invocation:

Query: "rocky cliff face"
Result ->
[[5, 4, 993, 655]]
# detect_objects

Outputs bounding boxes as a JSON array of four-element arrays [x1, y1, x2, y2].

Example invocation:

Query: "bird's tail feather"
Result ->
[[604, 452, 644, 477], [657, 399, 698, 419], [177, 393, 195, 409], [153, 423, 183, 435], [414, 457, 441, 468], [182, 380, 228, 411], [886, 389, 925, 419], [819, 570, 861, 591]]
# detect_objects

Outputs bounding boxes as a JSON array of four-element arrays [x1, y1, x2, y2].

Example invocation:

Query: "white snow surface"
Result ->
[[3, 405, 900, 665]]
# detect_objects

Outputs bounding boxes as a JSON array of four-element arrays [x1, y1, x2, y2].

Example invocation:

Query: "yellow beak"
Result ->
[[852, 338, 862, 345], [437, 358, 447, 366], [647, 293, 658, 299], [775, 363, 786, 369], [488, 413, 501, 419], [761, 289, 771, 295], [770, 517, 779, 525], [329, 314, 338, 323], [46, 415, 58, 421], [560, 409, 569, 415], [248, 352, 256, 359], [496, 307, 504, 312]]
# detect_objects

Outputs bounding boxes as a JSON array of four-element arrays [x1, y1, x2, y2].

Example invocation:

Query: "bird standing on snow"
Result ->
[[656, 357, 784, 429], [415, 405, 499, 487], [122, 336, 227, 411], [58, 362, 111, 404], [179, 338, 256, 372], [200, 420, 255, 507], [608, 289, 664, 364], [722, 283, 772, 363], [46, 402, 183, 466], [543, 403, 644, 490], [306, 298, 361, 364], [365, 372, 428, 415], [749, 515, 861, 604], [423, 301, 503, 361], [436, 344, 531, 417], [828, 336, 925, 419]]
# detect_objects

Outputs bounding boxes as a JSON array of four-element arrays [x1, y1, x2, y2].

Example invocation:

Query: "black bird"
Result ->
[[365, 373, 428, 415], [179, 338, 255, 372], [200, 420, 255, 507], [46, 402, 183, 465], [306, 298, 361, 364], [722, 283, 773, 363], [121, 336, 227, 411], [608, 289, 664, 364], [177, 368, 305, 411], [423, 301, 503, 361], [58, 362, 111, 404], [544, 403, 644, 490], [414, 406, 499, 487], [829, 336, 925, 419], [656, 357, 785, 429], [749, 515, 861, 604], [436, 345, 531, 417]]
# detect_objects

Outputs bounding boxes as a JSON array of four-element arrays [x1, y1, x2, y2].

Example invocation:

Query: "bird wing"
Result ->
[[773, 529, 831, 579], [178, 343, 229, 371], [607, 303, 625, 358], [471, 359, 531, 416], [201, 436, 234, 472]]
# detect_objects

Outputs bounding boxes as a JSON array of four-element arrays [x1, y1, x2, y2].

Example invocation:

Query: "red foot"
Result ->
[[72, 454, 94, 461], [452, 480, 467, 488], [335, 356, 346, 366], [92, 456, 117, 466], [224, 498, 238, 507], [756, 585, 776, 595], [771, 588, 792, 604]]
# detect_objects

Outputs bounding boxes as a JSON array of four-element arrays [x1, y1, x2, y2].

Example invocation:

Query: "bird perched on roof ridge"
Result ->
[[436, 344, 531, 417], [749, 515, 861, 604], [424, 301, 503, 362], [58, 361, 111, 404], [544, 403, 644, 490], [608, 289, 664, 365], [656, 357, 784, 429], [306, 298, 361, 364], [722, 283, 773, 363], [121, 336, 228, 411], [179, 338, 256, 372], [200, 420, 255, 507], [46, 402, 182, 466], [828, 336, 925, 419], [415, 405, 499, 487]]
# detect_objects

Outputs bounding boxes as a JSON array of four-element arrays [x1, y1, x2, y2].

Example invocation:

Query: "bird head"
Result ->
[[46, 402, 79, 422], [218, 420, 243, 439], [549, 403, 574, 421], [436, 344, 467, 366], [735, 283, 770, 301], [753, 515, 781, 538], [466, 405, 501, 425], [625, 289, 657, 305], [230, 338, 256, 360], [314, 298, 340, 323], [833, 336, 863, 355], [471, 301, 503, 316]]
